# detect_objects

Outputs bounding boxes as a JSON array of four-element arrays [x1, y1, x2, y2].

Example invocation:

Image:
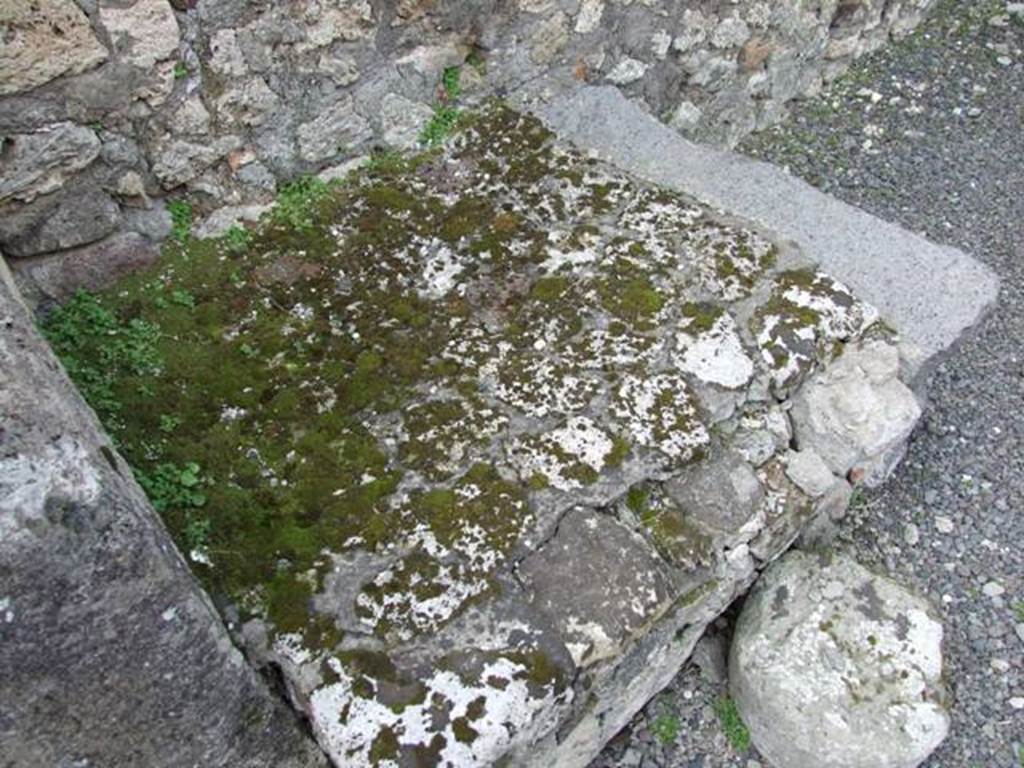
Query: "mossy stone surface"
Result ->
[[43, 102, 882, 767]]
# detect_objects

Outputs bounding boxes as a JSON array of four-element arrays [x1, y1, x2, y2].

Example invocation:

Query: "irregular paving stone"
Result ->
[[0, 0, 109, 96], [664, 449, 765, 550], [518, 507, 675, 668], [34, 105, 918, 767], [730, 549, 950, 768], [791, 339, 922, 486], [0, 123, 101, 205]]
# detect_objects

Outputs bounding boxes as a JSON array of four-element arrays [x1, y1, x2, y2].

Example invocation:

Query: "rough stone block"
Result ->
[[791, 339, 922, 486], [0, 123, 101, 205], [99, 0, 180, 70], [0, 0, 108, 96], [0, 183, 122, 257], [10, 232, 161, 307]]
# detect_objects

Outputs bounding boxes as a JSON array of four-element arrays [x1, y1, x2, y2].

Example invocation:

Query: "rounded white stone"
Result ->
[[730, 550, 950, 768]]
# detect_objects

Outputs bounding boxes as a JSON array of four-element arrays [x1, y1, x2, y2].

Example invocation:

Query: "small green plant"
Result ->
[[172, 62, 188, 79], [626, 486, 650, 516], [170, 288, 196, 308], [183, 514, 212, 553], [420, 106, 460, 146], [366, 150, 408, 174], [1013, 601, 1024, 622], [849, 483, 866, 510], [167, 199, 192, 242], [135, 461, 207, 513], [651, 710, 680, 746], [159, 414, 181, 434], [271, 175, 332, 231], [420, 67, 463, 146], [441, 66, 461, 101], [714, 696, 751, 752], [41, 291, 161, 418], [223, 224, 252, 251]]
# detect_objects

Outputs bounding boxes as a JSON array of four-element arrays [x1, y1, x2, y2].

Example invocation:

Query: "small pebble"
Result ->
[[991, 658, 1011, 672], [1010, 698, 1024, 710], [935, 516, 954, 533], [982, 581, 1006, 597], [903, 523, 920, 545]]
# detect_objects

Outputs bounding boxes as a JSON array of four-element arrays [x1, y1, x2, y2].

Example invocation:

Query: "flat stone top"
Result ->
[[536, 86, 999, 367], [43, 104, 883, 767]]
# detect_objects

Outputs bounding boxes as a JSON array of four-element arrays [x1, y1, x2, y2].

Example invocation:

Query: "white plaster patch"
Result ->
[[574, 327, 660, 369], [399, 397, 509, 478], [540, 240, 601, 274], [675, 310, 754, 388], [418, 243, 466, 299], [309, 654, 564, 767], [611, 373, 709, 462], [564, 616, 615, 666], [755, 271, 880, 389], [275, 632, 316, 667], [618, 191, 702, 236], [510, 417, 614, 491], [780, 276, 879, 341], [492, 356, 600, 418], [354, 527, 489, 639]]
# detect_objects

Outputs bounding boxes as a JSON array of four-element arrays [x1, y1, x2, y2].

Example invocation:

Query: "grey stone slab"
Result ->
[[534, 85, 999, 366], [0, 257, 325, 768]]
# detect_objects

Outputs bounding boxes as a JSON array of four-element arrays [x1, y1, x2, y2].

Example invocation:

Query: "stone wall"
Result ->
[[1, 0, 935, 306]]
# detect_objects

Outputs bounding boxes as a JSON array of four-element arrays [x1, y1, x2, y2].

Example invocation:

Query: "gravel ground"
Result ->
[[593, 1, 1024, 766]]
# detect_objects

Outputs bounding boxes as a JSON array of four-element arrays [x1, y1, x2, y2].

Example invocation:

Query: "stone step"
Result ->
[[533, 85, 999, 375]]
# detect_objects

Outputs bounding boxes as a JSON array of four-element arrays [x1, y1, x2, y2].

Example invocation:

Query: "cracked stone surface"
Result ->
[[39, 104, 920, 767]]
